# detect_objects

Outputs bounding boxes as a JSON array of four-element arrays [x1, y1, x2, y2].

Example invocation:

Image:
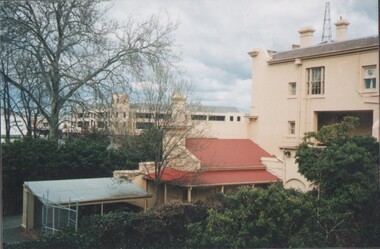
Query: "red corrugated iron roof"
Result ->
[[186, 138, 273, 169], [145, 168, 279, 187], [145, 168, 192, 183], [144, 138, 280, 187]]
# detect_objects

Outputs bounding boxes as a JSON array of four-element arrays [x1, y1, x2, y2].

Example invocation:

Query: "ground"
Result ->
[[3, 215, 30, 245]]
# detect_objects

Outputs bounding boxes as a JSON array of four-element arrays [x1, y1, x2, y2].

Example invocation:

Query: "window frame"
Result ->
[[363, 65, 377, 91], [208, 115, 225, 121], [288, 82, 297, 96], [306, 67, 325, 95], [191, 115, 207, 121], [288, 121, 295, 135]]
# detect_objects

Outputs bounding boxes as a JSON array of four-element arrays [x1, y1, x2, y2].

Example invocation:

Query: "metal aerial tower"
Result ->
[[321, 1, 332, 42]]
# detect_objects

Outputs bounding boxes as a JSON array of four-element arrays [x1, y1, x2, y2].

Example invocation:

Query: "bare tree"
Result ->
[[1, 63, 12, 143], [0, 0, 178, 143], [114, 67, 208, 206], [1, 46, 44, 140]]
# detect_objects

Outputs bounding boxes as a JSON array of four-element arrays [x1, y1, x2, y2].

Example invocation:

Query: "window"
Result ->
[[123, 112, 127, 118], [136, 113, 153, 119], [136, 122, 153, 129], [230, 116, 234, 121], [289, 82, 296, 96], [307, 67, 325, 95], [363, 66, 377, 89], [208, 115, 225, 121], [98, 121, 105, 128], [191, 115, 207, 121], [288, 121, 295, 135], [158, 113, 171, 120], [237, 116, 241, 122]]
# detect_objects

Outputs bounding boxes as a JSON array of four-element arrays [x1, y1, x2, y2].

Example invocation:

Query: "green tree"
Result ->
[[5, 202, 209, 249], [295, 116, 380, 246], [186, 185, 312, 248], [3, 138, 57, 215]]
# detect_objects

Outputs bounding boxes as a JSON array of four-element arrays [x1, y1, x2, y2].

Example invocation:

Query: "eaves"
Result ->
[[267, 45, 379, 65]]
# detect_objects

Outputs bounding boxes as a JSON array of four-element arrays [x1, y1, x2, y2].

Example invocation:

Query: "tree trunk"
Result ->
[[49, 98, 60, 144], [2, 80, 11, 143], [32, 113, 38, 138], [154, 181, 161, 207]]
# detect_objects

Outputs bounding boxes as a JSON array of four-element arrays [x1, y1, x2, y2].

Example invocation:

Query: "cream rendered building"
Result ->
[[248, 19, 379, 191], [67, 93, 248, 139]]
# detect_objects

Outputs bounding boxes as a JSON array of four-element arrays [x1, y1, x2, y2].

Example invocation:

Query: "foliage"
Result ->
[[186, 185, 312, 248], [118, 128, 163, 169], [3, 138, 57, 215], [5, 202, 209, 249], [297, 117, 378, 199], [295, 116, 380, 246], [2, 137, 128, 215]]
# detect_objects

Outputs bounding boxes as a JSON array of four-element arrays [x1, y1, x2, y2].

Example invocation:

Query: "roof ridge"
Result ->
[[274, 34, 379, 54], [269, 35, 378, 63]]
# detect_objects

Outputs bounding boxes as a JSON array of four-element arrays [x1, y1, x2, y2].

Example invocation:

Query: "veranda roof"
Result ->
[[25, 177, 151, 205], [146, 168, 280, 187]]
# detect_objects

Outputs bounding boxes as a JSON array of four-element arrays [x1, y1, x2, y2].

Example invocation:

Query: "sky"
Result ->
[[109, 0, 378, 113]]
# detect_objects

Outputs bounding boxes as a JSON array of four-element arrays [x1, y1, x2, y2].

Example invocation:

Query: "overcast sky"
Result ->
[[109, 0, 378, 113]]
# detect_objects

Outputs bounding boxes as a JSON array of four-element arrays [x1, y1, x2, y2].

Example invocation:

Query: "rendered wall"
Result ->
[[249, 47, 379, 191]]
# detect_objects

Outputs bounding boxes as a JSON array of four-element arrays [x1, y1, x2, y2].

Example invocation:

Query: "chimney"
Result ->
[[172, 94, 187, 124], [335, 18, 350, 41], [298, 26, 315, 47]]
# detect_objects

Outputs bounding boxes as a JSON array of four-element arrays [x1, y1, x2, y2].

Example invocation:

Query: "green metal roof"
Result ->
[[25, 177, 151, 205]]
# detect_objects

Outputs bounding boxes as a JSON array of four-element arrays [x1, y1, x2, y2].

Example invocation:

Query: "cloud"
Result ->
[[108, 0, 378, 113]]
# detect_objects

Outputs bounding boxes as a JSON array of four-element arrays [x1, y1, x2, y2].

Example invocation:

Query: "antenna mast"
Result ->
[[321, 1, 332, 42]]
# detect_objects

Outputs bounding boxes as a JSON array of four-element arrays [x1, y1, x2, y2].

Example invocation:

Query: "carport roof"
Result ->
[[25, 177, 151, 205]]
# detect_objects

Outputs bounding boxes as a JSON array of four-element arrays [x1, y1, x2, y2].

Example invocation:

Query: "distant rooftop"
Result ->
[[129, 103, 241, 114], [189, 105, 240, 113], [269, 35, 378, 64]]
